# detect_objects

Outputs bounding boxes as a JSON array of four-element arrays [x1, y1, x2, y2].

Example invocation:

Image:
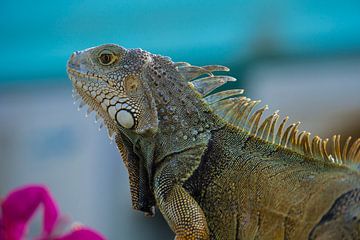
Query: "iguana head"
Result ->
[[67, 44, 165, 214], [67, 44, 225, 155], [67, 44, 159, 139], [66, 44, 226, 214]]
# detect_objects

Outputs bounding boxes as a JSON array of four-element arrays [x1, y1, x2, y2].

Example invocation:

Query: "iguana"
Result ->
[[66, 44, 360, 240]]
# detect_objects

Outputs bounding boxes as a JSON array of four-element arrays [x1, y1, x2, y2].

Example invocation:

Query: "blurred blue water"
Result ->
[[0, 0, 359, 84]]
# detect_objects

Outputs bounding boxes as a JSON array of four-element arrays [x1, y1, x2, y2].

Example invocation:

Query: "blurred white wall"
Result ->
[[0, 85, 172, 239]]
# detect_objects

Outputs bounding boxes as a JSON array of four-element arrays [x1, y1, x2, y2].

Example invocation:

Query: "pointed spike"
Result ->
[[233, 98, 252, 121], [318, 138, 324, 160], [355, 148, 360, 162], [248, 113, 260, 135], [296, 131, 306, 151], [280, 123, 296, 148], [263, 119, 273, 142], [212, 103, 234, 117], [288, 122, 301, 150], [234, 98, 251, 125], [85, 108, 92, 118], [287, 128, 302, 149], [268, 112, 279, 143], [201, 65, 230, 72], [72, 93, 81, 101], [224, 98, 249, 125], [231, 99, 252, 126], [302, 132, 312, 156], [174, 62, 191, 67], [257, 110, 278, 140], [299, 131, 307, 154], [108, 128, 115, 140], [322, 138, 330, 161], [95, 114, 100, 123], [77, 101, 85, 111], [249, 105, 268, 135], [311, 136, 317, 158], [337, 135, 342, 162], [243, 100, 261, 131], [332, 135, 341, 162], [331, 135, 337, 162], [348, 138, 360, 161], [342, 136, 352, 162], [334, 135, 340, 163], [312, 136, 321, 159], [275, 116, 289, 145], [191, 76, 237, 96], [316, 136, 323, 159], [212, 97, 245, 117], [289, 129, 299, 151], [205, 89, 244, 104], [98, 121, 104, 131], [256, 120, 269, 139], [221, 99, 243, 123], [178, 66, 212, 81]]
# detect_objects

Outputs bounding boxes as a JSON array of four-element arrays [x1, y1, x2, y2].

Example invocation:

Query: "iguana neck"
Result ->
[[142, 54, 225, 162]]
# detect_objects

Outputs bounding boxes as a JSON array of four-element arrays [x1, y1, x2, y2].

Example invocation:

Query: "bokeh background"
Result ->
[[1, 1, 360, 239]]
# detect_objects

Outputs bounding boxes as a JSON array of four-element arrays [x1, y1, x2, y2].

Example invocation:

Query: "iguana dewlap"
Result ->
[[67, 44, 360, 240]]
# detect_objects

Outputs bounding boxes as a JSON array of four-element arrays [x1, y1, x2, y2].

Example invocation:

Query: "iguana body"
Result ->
[[67, 44, 360, 239]]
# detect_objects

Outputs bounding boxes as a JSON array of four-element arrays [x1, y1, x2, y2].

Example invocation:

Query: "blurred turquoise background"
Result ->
[[0, 1, 360, 239], [1, 0, 360, 85]]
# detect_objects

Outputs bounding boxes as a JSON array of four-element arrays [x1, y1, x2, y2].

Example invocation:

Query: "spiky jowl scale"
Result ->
[[67, 44, 360, 240]]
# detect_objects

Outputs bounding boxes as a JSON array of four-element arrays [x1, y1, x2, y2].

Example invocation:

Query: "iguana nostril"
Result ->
[[68, 52, 82, 69], [69, 53, 76, 62], [69, 52, 76, 62]]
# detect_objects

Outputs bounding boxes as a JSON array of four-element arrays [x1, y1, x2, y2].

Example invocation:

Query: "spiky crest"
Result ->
[[175, 62, 360, 167]]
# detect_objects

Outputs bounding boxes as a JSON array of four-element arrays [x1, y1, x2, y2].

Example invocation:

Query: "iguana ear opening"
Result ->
[[122, 74, 159, 136]]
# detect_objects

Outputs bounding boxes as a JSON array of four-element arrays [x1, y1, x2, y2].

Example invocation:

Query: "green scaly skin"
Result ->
[[67, 44, 360, 240]]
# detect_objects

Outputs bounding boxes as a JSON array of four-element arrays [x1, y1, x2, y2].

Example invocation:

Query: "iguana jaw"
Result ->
[[67, 66, 120, 139]]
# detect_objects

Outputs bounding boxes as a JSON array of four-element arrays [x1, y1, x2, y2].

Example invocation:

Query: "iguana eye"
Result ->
[[98, 50, 118, 65]]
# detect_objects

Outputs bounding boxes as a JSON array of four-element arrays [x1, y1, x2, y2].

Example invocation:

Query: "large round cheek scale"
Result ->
[[116, 110, 135, 129]]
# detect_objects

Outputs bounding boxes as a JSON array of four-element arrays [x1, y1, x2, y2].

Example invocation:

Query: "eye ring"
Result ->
[[98, 50, 118, 65]]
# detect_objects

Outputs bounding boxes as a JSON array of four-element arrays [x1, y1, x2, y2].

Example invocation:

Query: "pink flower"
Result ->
[[0, 185, 106, 240]]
